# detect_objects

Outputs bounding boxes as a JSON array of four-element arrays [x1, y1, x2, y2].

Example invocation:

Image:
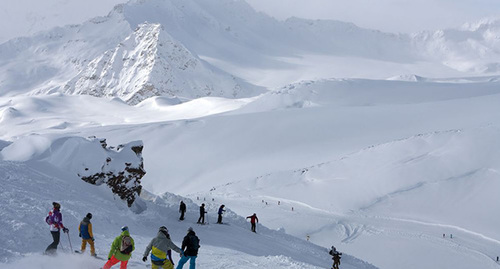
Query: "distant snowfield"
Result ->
[[1, 76, 500, 269]]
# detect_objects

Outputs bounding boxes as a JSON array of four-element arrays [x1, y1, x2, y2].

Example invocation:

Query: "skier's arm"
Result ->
[[89, 223, 94, 239], [143, 239, 153, 257], [166, 238, 182, 254], [59, 214, 65, 229], [181, 236, 188, 251], [108, 236, 120, 259], [131, 237, 135, 252]]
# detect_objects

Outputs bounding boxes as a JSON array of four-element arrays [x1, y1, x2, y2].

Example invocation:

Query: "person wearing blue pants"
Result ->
[[176, 227, 200, 269]]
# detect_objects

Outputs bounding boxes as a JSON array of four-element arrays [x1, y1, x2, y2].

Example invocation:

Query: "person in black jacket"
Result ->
[[197, 204, 206, 224], [176, 227, 200, 269], [179, 201, 186, 221]]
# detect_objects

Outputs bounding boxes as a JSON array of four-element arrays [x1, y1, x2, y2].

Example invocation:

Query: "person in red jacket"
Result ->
[[246, 213, 258, 233]]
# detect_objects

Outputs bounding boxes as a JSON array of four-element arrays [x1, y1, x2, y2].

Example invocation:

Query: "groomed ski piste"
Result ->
[[1, 0, 500, 268]]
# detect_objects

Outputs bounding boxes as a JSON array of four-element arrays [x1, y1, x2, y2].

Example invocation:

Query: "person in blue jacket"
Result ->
[[217, 205, 225, 224]]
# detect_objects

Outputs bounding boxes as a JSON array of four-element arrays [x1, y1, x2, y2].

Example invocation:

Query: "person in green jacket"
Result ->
[[103, 226, 135, 269]]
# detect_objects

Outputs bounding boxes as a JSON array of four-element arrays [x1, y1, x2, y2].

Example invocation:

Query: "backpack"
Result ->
[[120, 235, 133, 254], [45, 211, 53, 225]]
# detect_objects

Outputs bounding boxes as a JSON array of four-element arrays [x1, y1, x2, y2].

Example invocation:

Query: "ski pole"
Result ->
[[66, 232, 73, 253]]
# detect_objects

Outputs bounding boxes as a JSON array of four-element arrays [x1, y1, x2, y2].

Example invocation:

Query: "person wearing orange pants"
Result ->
[[104, 255, 129, 269], [79, 213, 96, 256], [103, 226, 135, 269]]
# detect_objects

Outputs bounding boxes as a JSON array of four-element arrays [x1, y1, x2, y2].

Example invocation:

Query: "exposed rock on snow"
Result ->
[[64, 23, 264, 105], [1, 135, 146, 207], [79, 139, 145, 207]]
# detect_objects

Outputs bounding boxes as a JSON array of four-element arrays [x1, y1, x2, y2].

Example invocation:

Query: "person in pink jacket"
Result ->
[[44, 202, 69, 255]]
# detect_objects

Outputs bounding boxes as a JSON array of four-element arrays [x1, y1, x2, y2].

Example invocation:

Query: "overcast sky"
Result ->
[[246, 0, 500, 33], [1, 0, 500, 43]]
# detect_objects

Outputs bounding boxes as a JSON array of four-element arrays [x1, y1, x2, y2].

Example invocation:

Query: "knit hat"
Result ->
[[187, 227, 194, 232], [86, 213, 92, 219], [121, 226, 129, 231], [53, 202, 61, 209]]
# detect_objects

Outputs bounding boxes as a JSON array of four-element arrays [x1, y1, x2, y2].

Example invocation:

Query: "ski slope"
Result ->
[[1, 75, 500, 269], [1, 1, 500, 268]]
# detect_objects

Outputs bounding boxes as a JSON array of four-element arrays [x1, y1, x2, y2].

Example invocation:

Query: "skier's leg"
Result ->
[[176, 255, 189, 269], [103, 255, 120, 269], [162, 260, 174, 269], [188, 256, 196, 269], [45, 231, 60, 253], [89, 239, 96, 256], [81, 239, 87, 253], [119, 259, 128, 269]]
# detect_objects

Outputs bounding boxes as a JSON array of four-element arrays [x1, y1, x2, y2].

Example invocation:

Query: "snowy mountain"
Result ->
[[3, 0, 500, 102], [63, 22, 264, 104]]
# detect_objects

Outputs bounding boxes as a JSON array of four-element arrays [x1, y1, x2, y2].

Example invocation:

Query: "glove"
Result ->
[[142, 256, 147, 262], [91, 237, 95, 241], [79, 233, 81, 237], [63, 227, 69, 233], [179, 250, 184, 257]]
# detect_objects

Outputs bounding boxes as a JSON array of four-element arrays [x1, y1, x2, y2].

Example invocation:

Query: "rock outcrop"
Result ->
[[78, 138, 146, 207]]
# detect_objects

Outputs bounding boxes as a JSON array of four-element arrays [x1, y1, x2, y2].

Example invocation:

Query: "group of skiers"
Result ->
[[44, 201, 339, 268], [180, 201, 258, 233], [44, 202, 200, 269]]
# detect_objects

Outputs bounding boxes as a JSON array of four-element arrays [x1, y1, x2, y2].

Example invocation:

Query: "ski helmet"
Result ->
[[86, 213, 92, 219], [121, 226, 129, 231]]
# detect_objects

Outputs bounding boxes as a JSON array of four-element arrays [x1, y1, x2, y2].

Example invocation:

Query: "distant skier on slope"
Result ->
[[78, 213, 96, 256], [143, 226, 182, 269], [329, 246, 342, 269], [246, 213, 259, 233], [197, 204, 206, 224], [217, 205, 225, 224], [176, 227, 200, 269], [44, 202, 69, 255], [103, 226, 135, 269], [179, 201, 186, 221]]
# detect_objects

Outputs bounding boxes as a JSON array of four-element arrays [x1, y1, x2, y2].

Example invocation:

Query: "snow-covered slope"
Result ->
[[0, 137, 375, 269], [1, 75, 499, 269]]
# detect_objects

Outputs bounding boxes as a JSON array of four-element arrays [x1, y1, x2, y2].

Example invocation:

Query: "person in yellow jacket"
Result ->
[[142, 226, 183, 269], [78, 213, 95, 256], [103, 226, 135, 269]]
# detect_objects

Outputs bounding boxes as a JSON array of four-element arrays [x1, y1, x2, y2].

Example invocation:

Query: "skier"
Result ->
[[103, 226, 135, 269], [217, 205, 225, 224], [176, 227, 200, 269], [44, 202, 69, 255], [179, 201, 186, 221], [329, 246, 342, 269], [78, 212, 95, 256], [246, 213, 259, 233], [143, 226, 182, 269], [197, 204, 206, 224]]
